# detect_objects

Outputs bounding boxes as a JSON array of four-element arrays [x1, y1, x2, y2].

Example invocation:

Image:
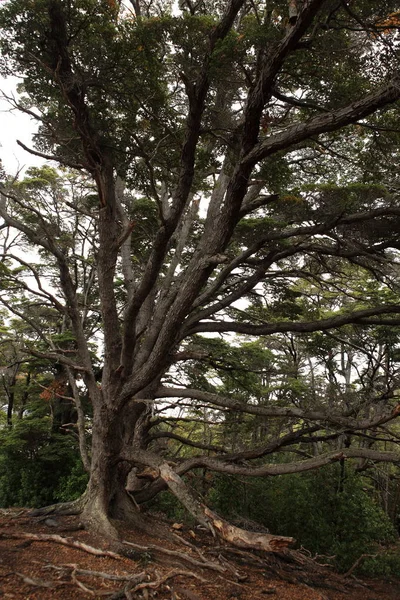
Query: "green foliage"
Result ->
[[360, 550, 400, 578], [210, 465, 396, 573], [148, 489, 194, 525], [0, 414, 84, 508], [55, 458, 89, 502]]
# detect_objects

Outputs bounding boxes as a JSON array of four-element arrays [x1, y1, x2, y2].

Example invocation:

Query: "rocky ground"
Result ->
[[0, 508, 399, 600]]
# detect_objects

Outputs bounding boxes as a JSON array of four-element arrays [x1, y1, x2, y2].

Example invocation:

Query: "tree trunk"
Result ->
[[80, 401, 129, 537], [80, 393, 153, 538]]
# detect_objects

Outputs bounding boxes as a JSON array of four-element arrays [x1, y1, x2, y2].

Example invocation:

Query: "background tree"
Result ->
[[1, 0, 400, 552]]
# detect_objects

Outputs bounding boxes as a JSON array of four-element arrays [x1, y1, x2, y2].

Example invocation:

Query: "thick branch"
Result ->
[[176, 447, 400, 478], [245, 79, 400, 168], [187, 304, 400, 336], [155, 386, 400, 430], [132, 451, 294, 552], [241, 0, 327, 154]]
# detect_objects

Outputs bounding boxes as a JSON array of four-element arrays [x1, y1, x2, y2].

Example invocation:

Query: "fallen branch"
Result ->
[[204, 507, 294, 552], [0, 531, 121, 559], [147, 458, 294, 552]]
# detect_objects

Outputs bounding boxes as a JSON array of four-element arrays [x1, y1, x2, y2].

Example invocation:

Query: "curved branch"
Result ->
[[17, 140, 84, 171], [149, 430, 227, 454], [245, 78, 400, 168], [187, 304, 400, 336], [155, 386, 400, 430], [173, 447, 400, 478], [24, 348, 89, 372]]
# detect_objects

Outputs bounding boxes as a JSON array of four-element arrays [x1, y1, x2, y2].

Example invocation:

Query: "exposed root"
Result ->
[[122, 539, 226, 573], [108, 569, 208, 600], [1, 507, 382, 600], [133, 568, 207, 590], [42, 562, 147, 583], [28, 494, 87, 517], [0, 531, 122, 559], [15, 572, 56, 588]]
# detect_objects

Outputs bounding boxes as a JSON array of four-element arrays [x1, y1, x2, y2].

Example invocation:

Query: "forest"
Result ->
[[1, 0, 400, 584]]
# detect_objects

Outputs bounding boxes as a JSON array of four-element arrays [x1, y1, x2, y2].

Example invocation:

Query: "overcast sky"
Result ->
[[0, 76, 44, 175]]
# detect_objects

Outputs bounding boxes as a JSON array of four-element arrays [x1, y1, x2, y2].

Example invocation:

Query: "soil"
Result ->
[[0, 508, 399, 600]]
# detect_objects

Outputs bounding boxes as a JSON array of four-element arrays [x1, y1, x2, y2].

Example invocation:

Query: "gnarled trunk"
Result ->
[[80, 392, 154, 536], [79, 396, 294, 553]]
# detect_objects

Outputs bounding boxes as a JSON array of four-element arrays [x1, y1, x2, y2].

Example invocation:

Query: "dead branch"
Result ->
[[344, 553, 378, 578], [204, 507, 294, 552]]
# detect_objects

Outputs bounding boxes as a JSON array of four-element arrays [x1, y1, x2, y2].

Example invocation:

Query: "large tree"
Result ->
[[1, 0, 400, 550]]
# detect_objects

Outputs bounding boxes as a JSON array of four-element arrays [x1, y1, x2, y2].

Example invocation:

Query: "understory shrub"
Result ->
[[0, 416, 84, 508], [209, 464, 397, 573]]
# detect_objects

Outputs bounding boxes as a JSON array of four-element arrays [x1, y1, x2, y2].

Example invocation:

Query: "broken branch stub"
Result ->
[[204, 508, 294, 552], [157, 461, 294, 552]]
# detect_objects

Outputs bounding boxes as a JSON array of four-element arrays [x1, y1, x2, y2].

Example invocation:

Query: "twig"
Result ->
[[344, 553, 377, 578], [218, 554, 247, 581], [171, 532, 212, 563], [71, 567, 96, 595]]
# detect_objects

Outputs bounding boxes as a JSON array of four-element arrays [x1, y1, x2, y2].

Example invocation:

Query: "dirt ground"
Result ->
[[0, 508, 399, 600]]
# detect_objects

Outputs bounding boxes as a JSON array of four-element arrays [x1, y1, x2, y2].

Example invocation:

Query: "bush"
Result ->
[[55, 458, 89, 502], [0, 416, 84, 508], [209, 464, 397, 572]]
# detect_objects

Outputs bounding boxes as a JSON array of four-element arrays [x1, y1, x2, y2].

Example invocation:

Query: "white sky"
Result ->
[[0, 76, 44, 174], [0, 0, 182, 176]]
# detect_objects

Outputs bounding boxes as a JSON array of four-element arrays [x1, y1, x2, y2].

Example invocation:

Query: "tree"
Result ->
[[1, 0, 400, 551]]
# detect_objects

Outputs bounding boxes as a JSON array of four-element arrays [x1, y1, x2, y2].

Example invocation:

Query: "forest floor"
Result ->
[[0, 508, 399, 600]]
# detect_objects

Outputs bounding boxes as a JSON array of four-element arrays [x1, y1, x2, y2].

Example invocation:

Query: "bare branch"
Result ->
[[155, 386, 400, 430], [187, 304, 400, 336], [245, 79, 400, 168], [17, 140, 84, 171]]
